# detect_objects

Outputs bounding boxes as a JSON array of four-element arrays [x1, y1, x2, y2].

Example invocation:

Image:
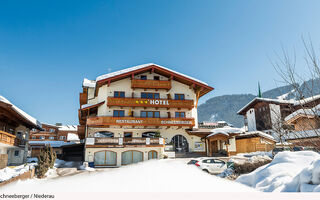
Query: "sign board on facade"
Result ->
[[194, 142, 205, 152]]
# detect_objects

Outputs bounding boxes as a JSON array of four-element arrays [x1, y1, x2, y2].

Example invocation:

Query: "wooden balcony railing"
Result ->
[[86, 137, 164, 146], [131, 79, 171, 90], [79, 92, 88, 106], [0, 130, 19, 146], [107, 97, 194, 109], [86, 116, 195, 127]]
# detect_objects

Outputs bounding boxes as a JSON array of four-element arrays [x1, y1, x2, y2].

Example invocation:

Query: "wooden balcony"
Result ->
[[107, 97, 194, 109], [131, 79, 171, 90], [86, 137, 165, 147], [0, 130, 19, 146], [79, 92, 88, 106], [86, 116, 195, 127]]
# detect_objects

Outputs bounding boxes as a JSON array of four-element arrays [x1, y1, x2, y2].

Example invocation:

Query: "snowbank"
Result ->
[[236, 151, 320, 192], [0, 165, 33, 182], [2, 159, 253, 192]]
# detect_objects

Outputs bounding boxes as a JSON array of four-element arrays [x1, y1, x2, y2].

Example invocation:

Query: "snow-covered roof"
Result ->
[[284, 107, 320, 122], [80, 101, 105, 109], [29, 140, 76, 148], [285, 129, 320, 140], [67, 133, 80, 141], [207, 127, 243, 138], [0, 95, 41, 128], [96, 63, 209, 86], [237, 97, 295, 115], [236, 131, 276, 141], [58, 125, 78, 131], [294, 94, 320, 106], [82, 78, 96, 88]]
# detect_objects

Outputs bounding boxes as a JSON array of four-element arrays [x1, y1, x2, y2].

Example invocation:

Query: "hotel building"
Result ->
[[78, 63, 213, 167]]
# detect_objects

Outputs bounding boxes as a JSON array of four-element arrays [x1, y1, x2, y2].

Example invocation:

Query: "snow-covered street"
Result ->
[[2, 158, 254, 192]]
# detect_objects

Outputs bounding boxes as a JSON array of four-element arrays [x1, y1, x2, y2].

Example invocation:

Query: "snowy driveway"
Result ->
[[2, 158, 254, 192]]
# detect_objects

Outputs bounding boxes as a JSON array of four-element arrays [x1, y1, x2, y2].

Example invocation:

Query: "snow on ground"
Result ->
[[236, 151, 320, 192], [2, 159, 254, 192], [0, 164, 34, 182]]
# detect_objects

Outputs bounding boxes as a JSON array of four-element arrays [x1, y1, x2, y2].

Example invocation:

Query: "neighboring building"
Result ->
[[29, 123, 79, 158], [78, 63, 214, 167], [284, 104, 320, 147], [0, 95, 41, 168], [238, 95, 320, 143], [235, 131, 276, 153], [237, 98, 294, 134], [198, 121, 230, 129]]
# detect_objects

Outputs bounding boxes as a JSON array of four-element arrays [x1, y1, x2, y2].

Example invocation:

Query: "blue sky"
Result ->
[[1, 0, 320, 125]]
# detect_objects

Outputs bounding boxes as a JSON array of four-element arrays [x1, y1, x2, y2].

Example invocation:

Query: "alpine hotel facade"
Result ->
[[79, 64, 213, 167]]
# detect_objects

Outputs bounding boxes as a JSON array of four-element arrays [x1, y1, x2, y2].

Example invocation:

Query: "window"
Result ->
[[16, 132, 22, 139], [32, 136, 36, 139], [141, 92, 160, 99], [49, 136, 54, 140], [214, 159, 225, 164], [60, 136, 66, 140], [114, 91, 125, 98], [14, 150, 19, 157], [94, 131, 114, 138], [124, 132, 132, 138], [202, 159, 214, 163], [140, 75, 147, 80], [113, 110, 125, 117], [141, 111, 160, 118], [49, 128, 55, 133], [174, 94, 185, 100], [175, 112, 185, 118], [154, 76, 160, 80], [40, 136, 45, 140]]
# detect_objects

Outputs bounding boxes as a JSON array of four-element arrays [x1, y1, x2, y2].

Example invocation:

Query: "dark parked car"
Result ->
[[272, 147, 291, 156]]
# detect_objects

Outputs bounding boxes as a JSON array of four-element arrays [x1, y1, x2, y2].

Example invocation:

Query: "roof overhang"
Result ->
[[95, 64, 214, 98]]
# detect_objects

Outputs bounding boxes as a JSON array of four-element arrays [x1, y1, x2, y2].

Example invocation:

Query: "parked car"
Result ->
[[187, 159, 199, 165], [293, 146, 318, 152], [292, 146, 305, 151], [26, 157, 38, 163], [195, 158, 227, 174], [272, 147, 291, 156]]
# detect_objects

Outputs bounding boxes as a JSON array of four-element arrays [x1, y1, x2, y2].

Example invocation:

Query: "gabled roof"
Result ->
[[206, 127, 243, 138], [87, 63, 214, 97], [0, 95, 41, 129], [236, 131, 276, 142], [237, 97, 295, 115]]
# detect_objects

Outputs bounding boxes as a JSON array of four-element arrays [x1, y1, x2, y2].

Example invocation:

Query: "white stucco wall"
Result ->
[[246, 108, 257, 131]]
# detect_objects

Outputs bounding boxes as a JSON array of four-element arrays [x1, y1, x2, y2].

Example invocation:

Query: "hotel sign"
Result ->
[[87, 116, 195, 127], [107, 97, 194, 109]]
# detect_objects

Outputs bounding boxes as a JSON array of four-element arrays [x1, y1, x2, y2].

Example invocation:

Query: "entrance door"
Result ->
[[94, 151, 117, 166], [171, 135, 189, 152], [211, 141, 218, 154], [121, 151, 143, 165]]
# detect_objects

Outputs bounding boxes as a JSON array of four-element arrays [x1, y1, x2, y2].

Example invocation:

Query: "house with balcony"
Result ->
[[0, 95, 41, 168], [29, 123, 80, 158], [78, 63, 213, 167]]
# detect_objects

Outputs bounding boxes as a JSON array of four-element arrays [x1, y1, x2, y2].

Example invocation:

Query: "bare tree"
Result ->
[[271, 37, 320, 151]]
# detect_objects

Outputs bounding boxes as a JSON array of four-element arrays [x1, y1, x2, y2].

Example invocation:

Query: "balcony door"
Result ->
[[94, 150, 117, 166]]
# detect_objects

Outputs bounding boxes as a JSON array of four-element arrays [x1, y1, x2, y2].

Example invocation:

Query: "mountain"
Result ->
[[197, 84, 300, 128]]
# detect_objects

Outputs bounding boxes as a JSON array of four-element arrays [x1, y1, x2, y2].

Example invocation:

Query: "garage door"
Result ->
[[121, 151, 143, 165], [94, 151, 117, 166]]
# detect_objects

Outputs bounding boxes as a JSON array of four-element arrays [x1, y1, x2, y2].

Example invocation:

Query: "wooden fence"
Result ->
[[0, 168, 35, 187]]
